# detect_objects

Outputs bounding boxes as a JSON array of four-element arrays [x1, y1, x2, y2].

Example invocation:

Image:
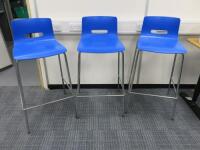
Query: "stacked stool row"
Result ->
[[11, 16, 187, 134]]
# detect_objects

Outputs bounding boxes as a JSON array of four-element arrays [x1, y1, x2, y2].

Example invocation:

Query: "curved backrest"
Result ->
[[141, 16, 180, 38], [11, 18, 54, 41], [82, 16, 117, 34]]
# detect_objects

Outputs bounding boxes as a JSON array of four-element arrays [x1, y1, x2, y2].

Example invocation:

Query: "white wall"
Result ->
[[149, 0, 200, 21], [34, 0, 146, 21], [27, 0, 200, 86], [45, 35, 200, 85], [32, 0, 200, 22], [29, 0, 200, 35]]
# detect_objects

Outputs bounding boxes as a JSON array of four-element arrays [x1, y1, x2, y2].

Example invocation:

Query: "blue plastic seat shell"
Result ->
[[13, 39, 67, 60], [137, 16, 187, 54], [11, 18, 67, 61], [77, 16, 125, 53], [137, 36, 187, 54], [78, 34, 125, 53]]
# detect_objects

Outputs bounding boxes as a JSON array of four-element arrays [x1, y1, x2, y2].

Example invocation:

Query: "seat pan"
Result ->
[[137, 36, 187, 54], [13, 38, 67, 60], [77, 34, 125, 53]]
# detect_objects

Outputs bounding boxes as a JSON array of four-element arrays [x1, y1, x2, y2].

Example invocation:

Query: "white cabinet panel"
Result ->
[[0, 28, 12, 69]]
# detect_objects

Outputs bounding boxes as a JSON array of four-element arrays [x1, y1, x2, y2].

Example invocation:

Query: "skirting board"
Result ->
[[48, 84, 195, 89], [0, 64, 12, 72]]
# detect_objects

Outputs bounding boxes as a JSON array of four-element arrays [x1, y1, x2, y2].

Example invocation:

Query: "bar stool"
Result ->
[[76, 16, 126, 118], [128, 16, 187, 119], [11, 18, 73, 133]]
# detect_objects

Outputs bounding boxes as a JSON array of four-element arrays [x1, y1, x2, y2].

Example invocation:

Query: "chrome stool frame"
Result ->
[[75, 52, 126, 118], [15, 53, 73, 134], [128, 48, 184, 120]]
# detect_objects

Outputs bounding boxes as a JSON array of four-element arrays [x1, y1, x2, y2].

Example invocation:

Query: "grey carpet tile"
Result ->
[[0, 87, 200, 150]]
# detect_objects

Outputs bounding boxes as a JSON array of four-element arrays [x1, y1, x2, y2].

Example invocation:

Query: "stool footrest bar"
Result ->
[[129, 91, 177, 100], [23, 95, 74, 111]]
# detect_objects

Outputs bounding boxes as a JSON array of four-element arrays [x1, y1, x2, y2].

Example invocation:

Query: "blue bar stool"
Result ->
[[128, 16, 187, 119], [11, 18, 73, 133], [76, 16, 126, 118]]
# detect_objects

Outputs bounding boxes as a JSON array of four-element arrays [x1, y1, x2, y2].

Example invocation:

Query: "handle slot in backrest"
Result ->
[[151, 29, 168, 35], [24, 32, 44, 38], [91, 30, 108, 34]]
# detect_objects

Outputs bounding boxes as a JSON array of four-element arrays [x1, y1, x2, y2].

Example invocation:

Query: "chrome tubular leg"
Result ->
[[76, 53, 81, 119], [167, 54, 177, 95], [64, 53, 73, 91], [128, 50, 140, 93], [64, 53, 76, 117], [58, 55, 66, 94], [121, 52, 126, 116], [128, 46, 138, 86], [136, 52, 143, 84], [118, 52, 120, 88], [171, 54, 184, 120], [14, 61, 30, 134]]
